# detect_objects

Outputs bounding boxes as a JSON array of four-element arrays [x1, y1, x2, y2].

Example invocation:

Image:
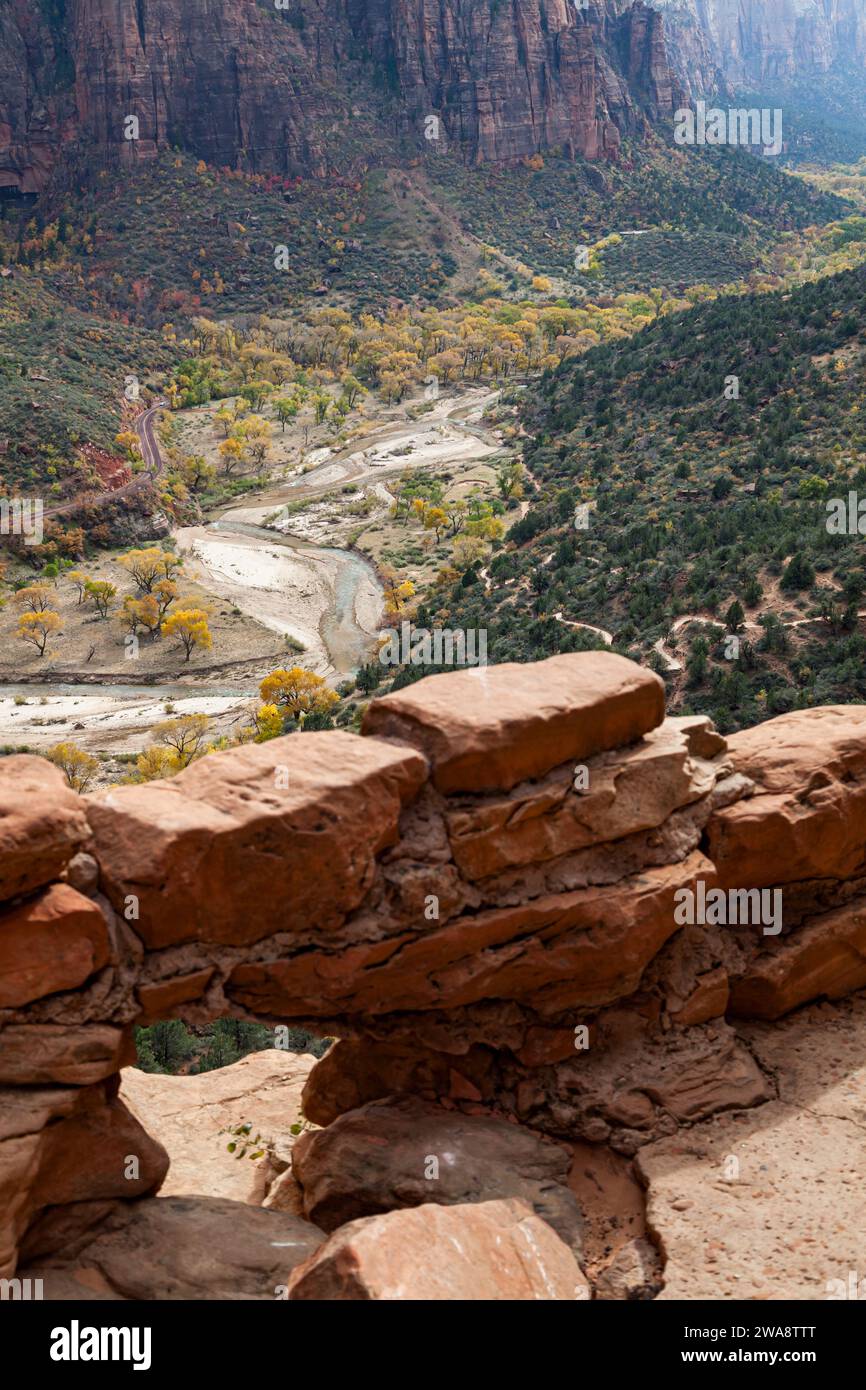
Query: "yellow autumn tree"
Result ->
[[125, 746, 179, 783], [252, 703, 284, 741], [118, 547, 181, 593], [162, 608, 212, 661], [17, 609, 62, 655], [68, 570, 90, 604], [45, 742, 100, 793], [150, 714, 212, 767], [153, 579, 178, 619], [118, 594, 160, 638], [259, 667, 339, 720], [381, 570, 415, 614], [84, 579, 116, 618]]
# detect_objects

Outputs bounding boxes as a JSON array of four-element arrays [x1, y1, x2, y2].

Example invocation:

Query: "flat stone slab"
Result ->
[[362, 652, 665, 794]]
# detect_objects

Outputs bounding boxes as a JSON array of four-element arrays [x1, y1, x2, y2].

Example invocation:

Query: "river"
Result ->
[[174, 386, 502, 683], [0, 387, 504, 753]]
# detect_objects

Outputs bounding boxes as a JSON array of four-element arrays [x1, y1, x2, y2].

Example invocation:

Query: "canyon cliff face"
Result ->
[[0, 0, 678, 194], [653, 0, 866, 93]]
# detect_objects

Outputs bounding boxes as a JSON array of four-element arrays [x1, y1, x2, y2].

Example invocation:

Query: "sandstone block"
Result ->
[[730, 898, 866, 1019], [0, 755, 89, 902], [362, 652, 664, 794], [229, 851, 715, 1019], [87, 732, 427, 948], [0, 883, 110, 1008], [0, 1024, 135, 1085], [708, 706, 866, 888], [445, 717, 721, 880]]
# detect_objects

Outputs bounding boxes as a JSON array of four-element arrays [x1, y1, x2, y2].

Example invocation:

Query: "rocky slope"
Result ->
[[0, 0, 678, 194], [4, 651, 866, 1297], [653, 0, 866, 93]]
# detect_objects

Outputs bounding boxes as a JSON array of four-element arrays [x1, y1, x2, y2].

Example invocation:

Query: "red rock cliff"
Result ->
[[0, 0, 678, 193]]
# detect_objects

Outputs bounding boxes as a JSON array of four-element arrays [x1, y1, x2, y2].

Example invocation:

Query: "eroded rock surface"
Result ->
[[291, 1095, 584, 1256], [24, 1195, 322, 1301]]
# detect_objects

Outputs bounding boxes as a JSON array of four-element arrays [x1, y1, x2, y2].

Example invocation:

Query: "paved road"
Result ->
[[42, 398, 166, 519], [134, 399, 166, 475]]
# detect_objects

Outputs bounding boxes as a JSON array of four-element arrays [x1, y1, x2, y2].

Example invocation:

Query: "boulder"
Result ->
[[87, 732, 427, 948], [0, 1024, 135, 1085], [288, 1198, 589, 1300], [23, 1195, 322, 1300], [0, 883, 110, 1008], [362, 652, 664, 794], [0, 756, 89, 902], [0, 1080, 167, 1276], [708, 706, 866, 888], [292, 1095, 584, 1256]]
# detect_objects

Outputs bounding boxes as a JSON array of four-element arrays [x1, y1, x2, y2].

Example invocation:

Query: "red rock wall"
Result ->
[[656, 0, 866, 93], [0, 0, 677, 192], [3, 651, 866, 1274]]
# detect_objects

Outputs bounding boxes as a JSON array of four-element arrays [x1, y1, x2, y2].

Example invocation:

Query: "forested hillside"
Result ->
[[425, 263, 866, 732]]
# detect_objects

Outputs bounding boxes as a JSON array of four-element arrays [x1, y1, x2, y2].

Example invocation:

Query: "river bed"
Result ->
[[5, 387, 504, 751]]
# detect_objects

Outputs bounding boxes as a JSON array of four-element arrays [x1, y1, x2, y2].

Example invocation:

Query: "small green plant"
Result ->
[[222, 1121, 266, 1161]]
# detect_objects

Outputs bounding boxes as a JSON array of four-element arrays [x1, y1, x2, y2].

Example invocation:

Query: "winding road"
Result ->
[[134, 399, 167, 475]]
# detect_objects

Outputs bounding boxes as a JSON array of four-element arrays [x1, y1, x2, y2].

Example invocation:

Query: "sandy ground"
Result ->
[[173, 386, 502, 682], [0, 691, 251, 753], [174, 526, 382, 682], [174, 528, 331, 652]]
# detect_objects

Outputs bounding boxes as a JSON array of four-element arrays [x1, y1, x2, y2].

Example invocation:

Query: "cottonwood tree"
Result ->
[[118, 548, 181, 593], [118, 595, 160, 639], [17, 609, 62, 655], [46, 741, 100, 793], [259, 666, 339, 720], [151, 713, 213, 767], [67, 570, 90, 604], [84, 579, 116, 618], [162, 608, 212, 661]]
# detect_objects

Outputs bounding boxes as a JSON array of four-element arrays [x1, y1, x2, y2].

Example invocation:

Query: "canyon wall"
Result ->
[[3, 651, 866, 1281], [653, 0, 866, 93], [0, 0, 678, 194]]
